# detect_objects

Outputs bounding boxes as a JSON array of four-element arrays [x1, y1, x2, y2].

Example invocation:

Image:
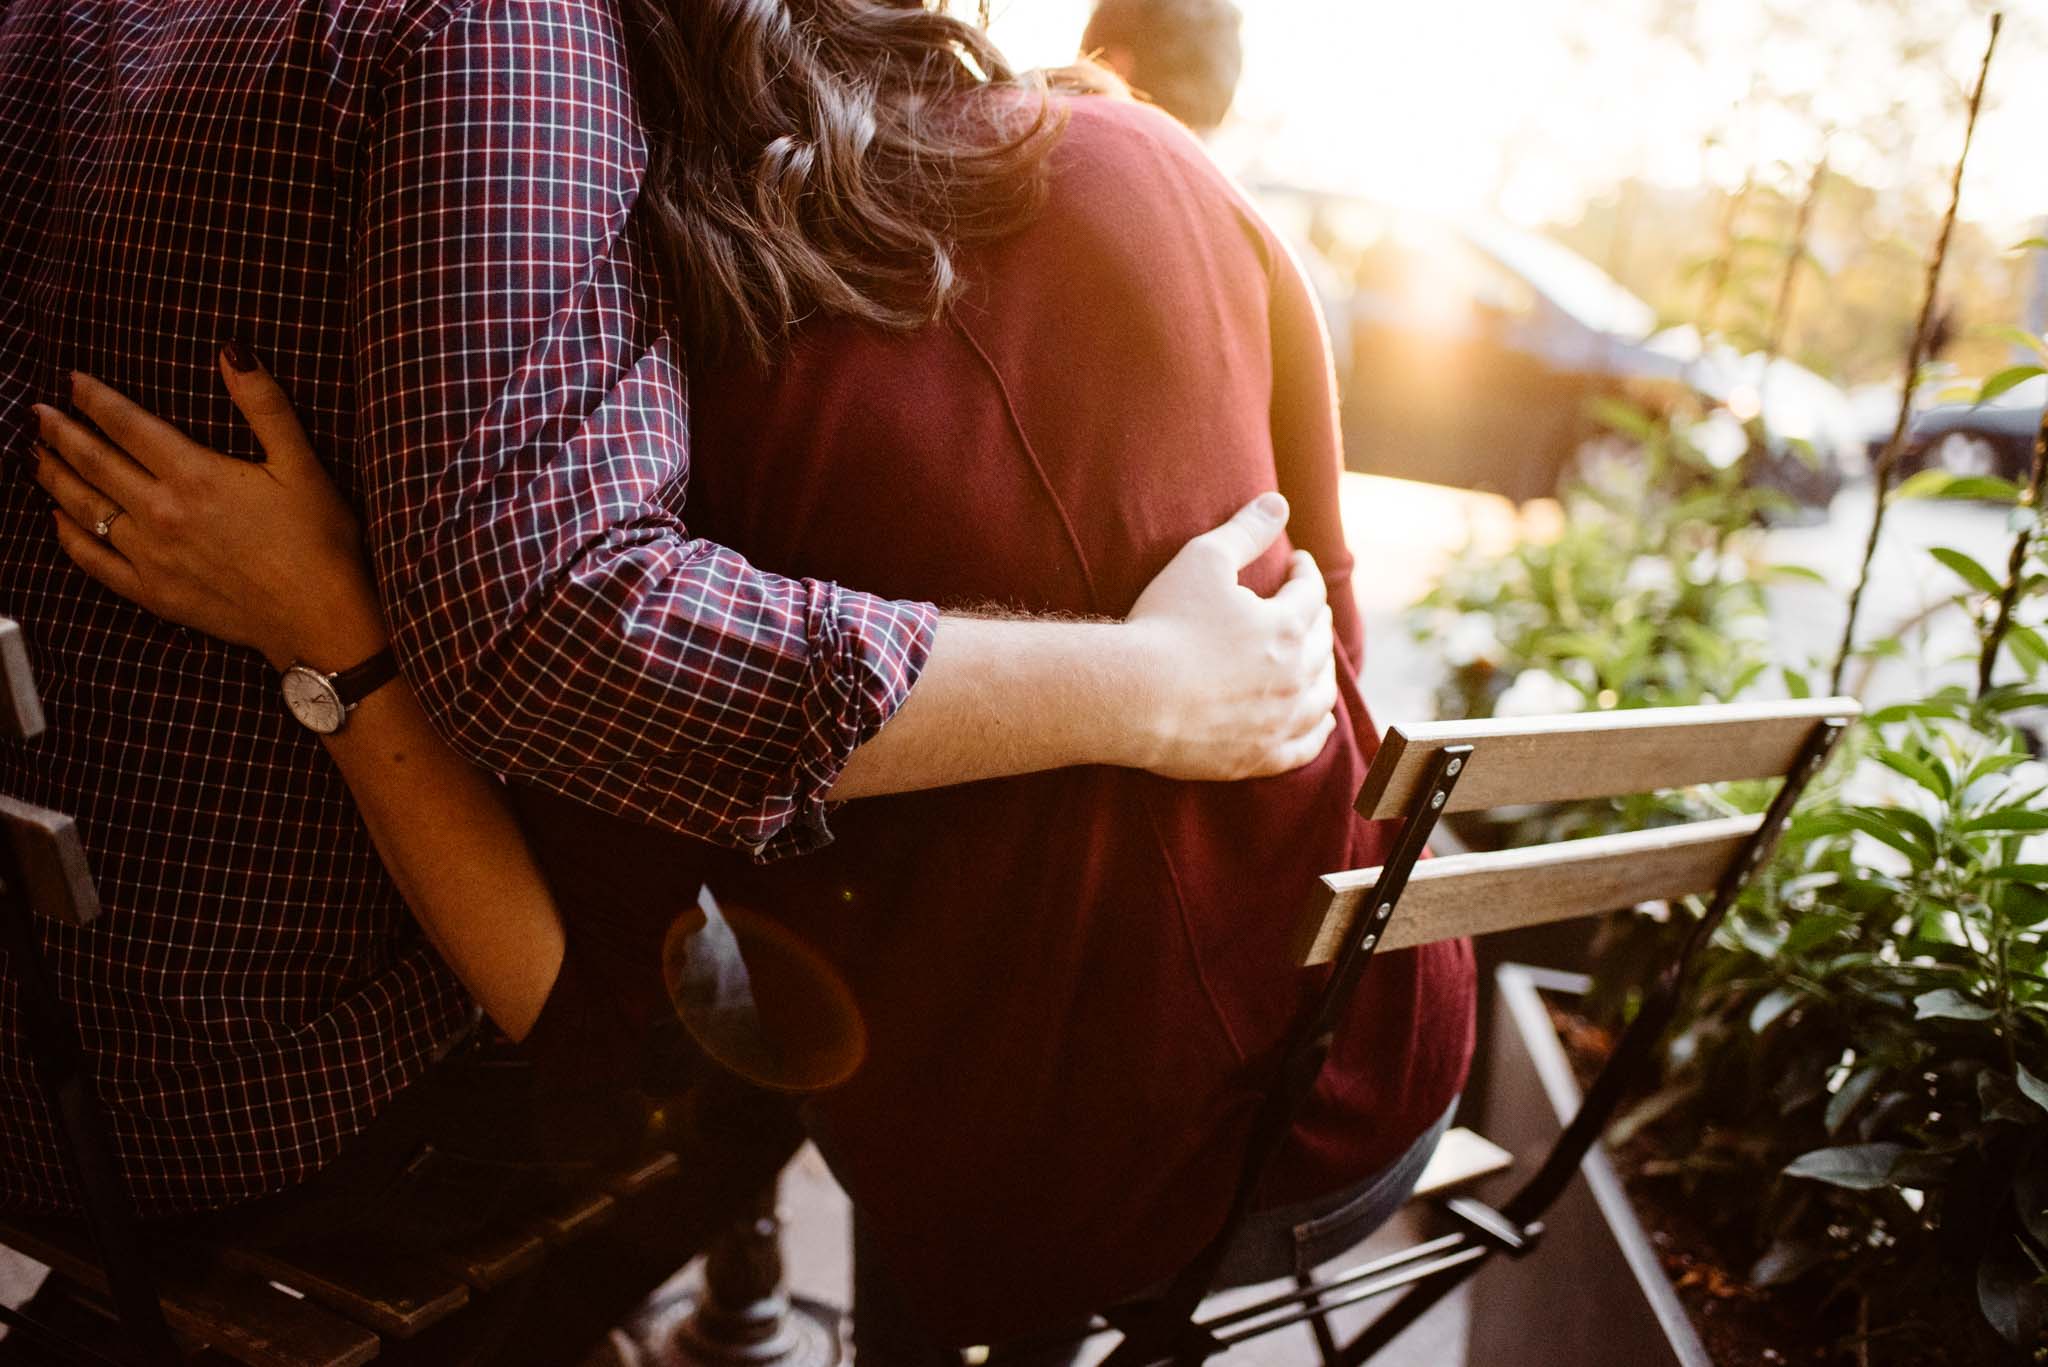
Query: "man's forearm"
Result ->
[[832, 493, 1346, 799], [829, 614, 1161, 799]]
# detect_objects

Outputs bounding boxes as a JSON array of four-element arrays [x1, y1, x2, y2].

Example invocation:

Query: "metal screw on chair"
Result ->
[[629, 1179, 843, 1367]]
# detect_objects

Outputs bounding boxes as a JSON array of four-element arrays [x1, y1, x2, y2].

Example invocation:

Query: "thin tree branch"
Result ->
[[1976, 399, 2048, 695], [1829, 12, 2003, 693], [1767, 155, 1827, 364], [1699, 172, 1752, 338]]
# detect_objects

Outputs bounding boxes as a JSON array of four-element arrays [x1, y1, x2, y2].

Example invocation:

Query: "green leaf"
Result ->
[[1983, 690, 2048, 714], [1983, 864, 2048, 883], [1782, 666, 1813, 700], [1876, 747, 1950, 799], [1750, 1236, 1830, 1288], [1987, 325, 2048, 364], [2016, 1158, 2048, 1248], [1586, 396, 1657, 441], [1894, 469, 1961, 501], [1950, 476, 2020, 504], [1964, 808, 2048, 833], [1893, 469, 2024, 503], [1749, 985, 1803, 1034], [1789, 809, 1860, 841], [2012, 236, 2048, 254], [1977, 364, 2047, 405], [1931, 546, 2003, 595], [1963, 751, 2033, 788], [1914, 987, 1997, 1021], [2004, 883, 2048, 928], [1869, 699, 1965, 724], [1784, 1142, 1909, 1190], [1782, 911, 1854, 956], [1979, 1252, 2048, 1348], [1843, 807, 1937, 863], [1826, 1065, 1884, 1135], [2007, 626, 2048, 673], [1982, 1069, 2038, 1125], [2018, 1065, 2048, 1115]]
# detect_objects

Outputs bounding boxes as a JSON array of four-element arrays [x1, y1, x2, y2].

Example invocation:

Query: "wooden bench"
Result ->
[[0, 1153, 679, 1367], [0, 618, 828, 1366], [1087, 697, 1860, 1366]]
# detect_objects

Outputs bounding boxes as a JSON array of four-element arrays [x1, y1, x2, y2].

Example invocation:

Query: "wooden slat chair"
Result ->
[[0, 619, 817, 1366], [1087, 697, 1860, 1367]]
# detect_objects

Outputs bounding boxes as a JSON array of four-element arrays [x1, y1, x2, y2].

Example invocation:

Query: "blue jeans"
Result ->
[[848, 1100, 1459, 1366], [1208, 1099, 1458, 1288]]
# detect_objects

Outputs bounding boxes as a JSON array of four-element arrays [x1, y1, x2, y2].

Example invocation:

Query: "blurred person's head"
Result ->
[[1081, 0, 1244, 135]]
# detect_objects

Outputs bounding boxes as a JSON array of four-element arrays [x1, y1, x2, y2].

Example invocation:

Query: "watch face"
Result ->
[[282, 666, 346, 735]]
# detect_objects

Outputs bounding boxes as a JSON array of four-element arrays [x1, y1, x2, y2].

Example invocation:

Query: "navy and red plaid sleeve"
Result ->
[[351, 0, 937, 858]]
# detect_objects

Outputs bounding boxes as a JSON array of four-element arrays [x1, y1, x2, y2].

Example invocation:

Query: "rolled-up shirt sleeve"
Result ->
[[348, 0, 936, 858]]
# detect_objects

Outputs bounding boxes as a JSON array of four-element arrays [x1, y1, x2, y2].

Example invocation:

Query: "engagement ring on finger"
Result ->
[[93, 507, 126, 539]]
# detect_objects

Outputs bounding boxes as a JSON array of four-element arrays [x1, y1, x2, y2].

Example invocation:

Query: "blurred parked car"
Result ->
[[1256, 187, 1860, 505], [1877, 374, 2044, 484]]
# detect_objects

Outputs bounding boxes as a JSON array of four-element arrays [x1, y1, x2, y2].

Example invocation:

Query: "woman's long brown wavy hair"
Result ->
[[618, 0, 1070, 364]]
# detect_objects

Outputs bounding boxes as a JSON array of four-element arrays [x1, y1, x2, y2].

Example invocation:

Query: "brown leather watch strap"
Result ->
[[329, 648, 401, 709]]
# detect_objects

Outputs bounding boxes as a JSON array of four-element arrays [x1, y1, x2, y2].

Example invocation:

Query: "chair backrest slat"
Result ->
[[1, 796, 101, 928], [0, 619, 44, 742], [1297, 814, 1763, 965], [1355, 697, 1857, 820]]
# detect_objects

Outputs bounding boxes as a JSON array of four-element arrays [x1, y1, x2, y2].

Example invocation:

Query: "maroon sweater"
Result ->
[[678, 96, 1475, 1338]]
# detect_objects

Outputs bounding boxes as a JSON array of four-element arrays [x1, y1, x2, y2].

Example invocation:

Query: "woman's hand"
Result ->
[[32, 352, 388, 672]]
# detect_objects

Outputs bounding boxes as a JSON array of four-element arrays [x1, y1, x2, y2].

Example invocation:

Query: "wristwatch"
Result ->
[[280, 649, 401, 735]]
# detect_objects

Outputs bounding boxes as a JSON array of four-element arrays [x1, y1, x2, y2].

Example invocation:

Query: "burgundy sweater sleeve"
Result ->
[[1264, 225, 1364, 668]]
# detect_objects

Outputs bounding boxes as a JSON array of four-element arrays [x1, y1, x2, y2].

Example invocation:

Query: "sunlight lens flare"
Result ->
[[662, 892, 868, 1093]]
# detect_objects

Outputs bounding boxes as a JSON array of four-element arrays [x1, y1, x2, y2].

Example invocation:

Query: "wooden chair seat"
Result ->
[[1408, 1127, 1513, 1203], [0, 1213, 380, 1367], [0, 1147, 683, 1365]]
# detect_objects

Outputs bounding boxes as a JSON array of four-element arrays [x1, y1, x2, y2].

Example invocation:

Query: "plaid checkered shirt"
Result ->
[[0, 0, 937, 1216]]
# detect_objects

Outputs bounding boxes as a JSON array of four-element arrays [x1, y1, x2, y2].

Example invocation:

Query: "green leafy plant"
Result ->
[[1413, 402, 1788, 726], [1409, 19, 2044, 1350], [1411, 353, 2048, 1356], [1640, 679, 2048, 1359]]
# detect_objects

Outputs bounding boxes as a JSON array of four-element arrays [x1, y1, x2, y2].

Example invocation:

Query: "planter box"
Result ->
[[1464, 963, 1711, 1367]]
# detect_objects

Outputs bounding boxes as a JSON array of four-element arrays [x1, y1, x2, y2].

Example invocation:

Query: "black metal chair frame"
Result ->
[[1090, 710, 1853, 1367], [0, 618, 843, 1367], [0, 621, 178, 1366]]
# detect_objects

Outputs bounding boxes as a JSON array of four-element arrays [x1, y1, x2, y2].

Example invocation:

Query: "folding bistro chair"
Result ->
[[0, 617, 829, 1366], [1093, 696, 1860, 1366], [0, 616, 182, 1366]]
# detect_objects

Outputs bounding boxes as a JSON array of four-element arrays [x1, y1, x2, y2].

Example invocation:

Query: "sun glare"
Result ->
[[986, 0, 2047, 236]]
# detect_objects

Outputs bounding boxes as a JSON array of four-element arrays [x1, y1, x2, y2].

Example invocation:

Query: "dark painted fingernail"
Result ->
[[222, 341, 259, 373]]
